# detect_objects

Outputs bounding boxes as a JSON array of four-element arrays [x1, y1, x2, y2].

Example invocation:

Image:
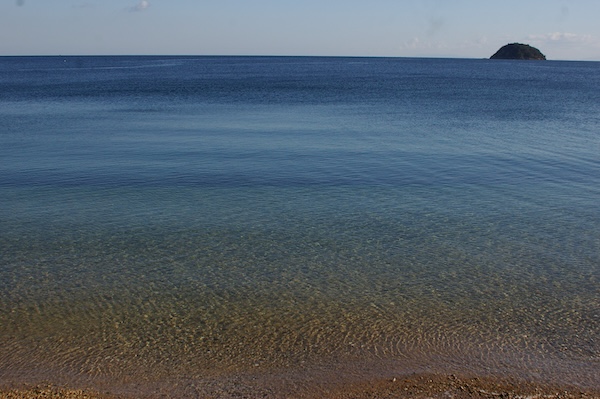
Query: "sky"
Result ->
[[2, 0, 600, 60]]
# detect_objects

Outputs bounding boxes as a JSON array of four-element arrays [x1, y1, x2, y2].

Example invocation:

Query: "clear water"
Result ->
[[1, 56, 599, 395]]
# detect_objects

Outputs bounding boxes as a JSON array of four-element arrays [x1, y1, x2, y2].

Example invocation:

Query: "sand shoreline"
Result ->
[[3, 373, 600, 399]]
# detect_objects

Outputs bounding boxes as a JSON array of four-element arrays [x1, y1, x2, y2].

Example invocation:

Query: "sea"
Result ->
[[1, 56, 599, 397]]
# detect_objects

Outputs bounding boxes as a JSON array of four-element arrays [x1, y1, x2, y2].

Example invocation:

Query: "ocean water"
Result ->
[[1, 56, 599, 396]]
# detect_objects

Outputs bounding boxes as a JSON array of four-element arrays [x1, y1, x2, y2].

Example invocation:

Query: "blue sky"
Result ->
[[2, 0, 600, 60]]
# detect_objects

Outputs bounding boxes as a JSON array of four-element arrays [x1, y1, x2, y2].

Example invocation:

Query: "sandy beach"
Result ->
[[3, 374, 600, 399]]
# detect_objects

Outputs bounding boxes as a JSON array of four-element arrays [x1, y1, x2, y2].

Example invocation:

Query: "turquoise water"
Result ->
[[1, 56, 599, 395]]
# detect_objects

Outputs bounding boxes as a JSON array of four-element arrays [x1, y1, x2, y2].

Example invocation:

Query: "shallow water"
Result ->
[[1, 56, 599, 395]]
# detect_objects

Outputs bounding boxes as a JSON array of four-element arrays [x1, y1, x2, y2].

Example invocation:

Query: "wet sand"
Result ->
[[3, 374, 600, 399]]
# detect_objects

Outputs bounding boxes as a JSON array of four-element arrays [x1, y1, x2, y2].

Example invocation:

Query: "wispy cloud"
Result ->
[[130, 0, 150, 12], [16, 0, 25, 6], [527, 32, 594, 45], [399, 37, 454, 56], [525, 32, 600, 60]]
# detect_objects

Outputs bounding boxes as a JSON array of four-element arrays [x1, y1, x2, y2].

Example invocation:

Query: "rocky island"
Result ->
[[490, 43, 546, 60]]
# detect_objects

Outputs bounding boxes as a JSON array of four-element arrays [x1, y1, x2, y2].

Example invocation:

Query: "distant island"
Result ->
[[490, 43, 546, 60]]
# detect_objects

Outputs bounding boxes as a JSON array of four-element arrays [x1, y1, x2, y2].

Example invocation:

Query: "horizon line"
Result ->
[[0, 53, 597, 62]]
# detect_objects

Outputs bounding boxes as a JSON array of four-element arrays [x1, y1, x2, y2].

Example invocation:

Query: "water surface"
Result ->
[[1, 56, 599, 395]]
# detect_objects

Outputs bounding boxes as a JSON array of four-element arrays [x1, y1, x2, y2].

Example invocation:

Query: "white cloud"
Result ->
[[527, 32, 594, 45], [524, 32, 600, 60], [404, 37, 421, 49], [130, 0, 149, 12]]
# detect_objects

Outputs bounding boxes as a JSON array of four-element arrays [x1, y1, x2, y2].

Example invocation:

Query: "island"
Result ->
[[490, 43, 546, 60]]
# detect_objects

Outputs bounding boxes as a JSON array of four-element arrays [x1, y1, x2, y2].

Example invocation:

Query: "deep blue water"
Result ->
[[1, 56, 599, 395]]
